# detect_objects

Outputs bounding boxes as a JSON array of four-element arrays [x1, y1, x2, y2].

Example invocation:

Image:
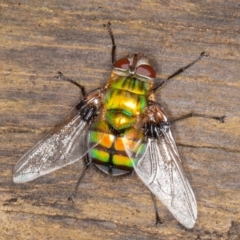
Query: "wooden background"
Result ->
[[1, 1, 240, 239]]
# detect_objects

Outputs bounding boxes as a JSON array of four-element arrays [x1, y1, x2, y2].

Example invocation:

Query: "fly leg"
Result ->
[[56, 71, 86, 97], [153, 52, 208, 92], [104, 22, 116, 65], [150, 192, 163, 225], [151, 52, 225, 123], [68, 156, 93, 202], [170, 113, 225, 124]]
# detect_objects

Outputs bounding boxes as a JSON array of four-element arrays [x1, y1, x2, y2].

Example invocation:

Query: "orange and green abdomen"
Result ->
[[88, 121, 146, 175]]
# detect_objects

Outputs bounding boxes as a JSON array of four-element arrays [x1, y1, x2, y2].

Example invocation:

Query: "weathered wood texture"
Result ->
[[1, 1, 240, 239]]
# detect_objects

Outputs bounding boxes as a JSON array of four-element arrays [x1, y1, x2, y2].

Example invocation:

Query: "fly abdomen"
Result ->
[[88, 121, 144, 176]]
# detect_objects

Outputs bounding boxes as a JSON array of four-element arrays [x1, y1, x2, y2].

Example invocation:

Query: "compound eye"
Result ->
[[136, 65, 156, 78], [114, 58, 130, 70]]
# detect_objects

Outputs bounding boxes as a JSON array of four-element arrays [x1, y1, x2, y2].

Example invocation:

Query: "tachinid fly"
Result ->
[[13, 23, 220, 228]]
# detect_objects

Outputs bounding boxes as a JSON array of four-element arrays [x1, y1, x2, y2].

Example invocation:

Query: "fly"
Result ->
[[13, 22, 225, 228]]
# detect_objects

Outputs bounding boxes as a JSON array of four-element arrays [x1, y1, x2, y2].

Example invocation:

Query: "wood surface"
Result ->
[[1, 1, 240, 239]]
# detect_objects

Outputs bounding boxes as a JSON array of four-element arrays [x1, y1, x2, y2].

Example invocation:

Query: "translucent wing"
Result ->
[[123, 104, 197, 228], [13, 89, 103, 183]]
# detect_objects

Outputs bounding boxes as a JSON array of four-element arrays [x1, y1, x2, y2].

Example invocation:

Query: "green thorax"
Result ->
[[104, 76, 151, 130]]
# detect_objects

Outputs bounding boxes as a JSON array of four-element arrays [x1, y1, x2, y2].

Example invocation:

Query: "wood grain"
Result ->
[[1, 1, 240, 239]]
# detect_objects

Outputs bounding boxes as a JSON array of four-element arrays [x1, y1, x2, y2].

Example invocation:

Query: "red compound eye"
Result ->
[[114, 58, 130, 70], [136, 65, 156, 78]]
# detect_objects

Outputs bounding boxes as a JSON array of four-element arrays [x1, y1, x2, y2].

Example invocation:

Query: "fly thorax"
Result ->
[[104, 76, 150, 130]]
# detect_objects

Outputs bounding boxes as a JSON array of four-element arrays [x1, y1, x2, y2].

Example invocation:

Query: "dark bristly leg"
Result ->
[[56, 71, 86, 97], [152, 52, 225, 123], [68, 160, 92, 202], [150, 192, 163, 225], [153, 52, 208, 92], [103, 22, 116, 65], [170, 113, 226, 124]]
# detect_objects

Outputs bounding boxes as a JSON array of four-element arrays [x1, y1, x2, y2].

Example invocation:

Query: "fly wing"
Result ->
[[123, 104, 197, 228], [13, 109, 88, 183], [13, 89, 103, 183]]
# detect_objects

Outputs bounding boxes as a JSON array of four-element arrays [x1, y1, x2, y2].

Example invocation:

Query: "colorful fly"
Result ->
[[13, 23, 219, 228]]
